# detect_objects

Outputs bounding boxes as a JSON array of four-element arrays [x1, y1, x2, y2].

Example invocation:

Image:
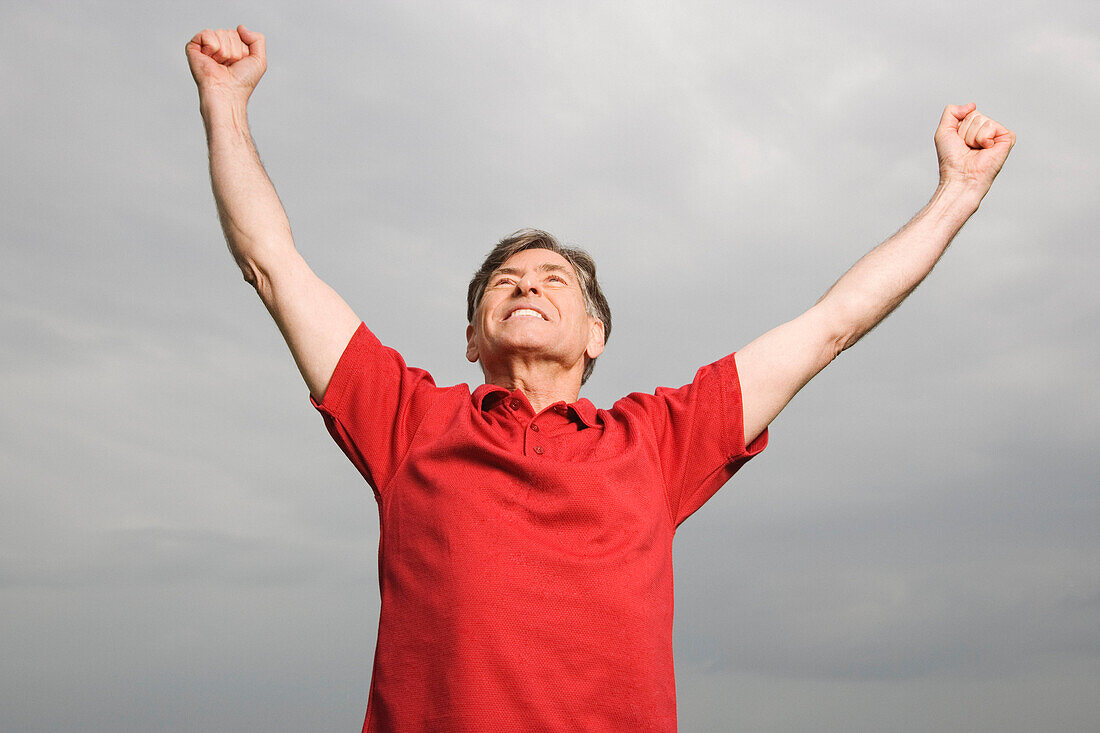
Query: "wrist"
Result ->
[[931, 177, 985, 216], [199, 93, 250, 136]]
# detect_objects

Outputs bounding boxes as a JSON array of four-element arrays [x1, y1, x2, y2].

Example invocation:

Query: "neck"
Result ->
[[482, 360, 584, 413]]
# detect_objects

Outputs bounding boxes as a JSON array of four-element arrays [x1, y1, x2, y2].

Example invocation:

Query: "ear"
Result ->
[[465, 324, 479, 363], [585, 317, 605, 360]]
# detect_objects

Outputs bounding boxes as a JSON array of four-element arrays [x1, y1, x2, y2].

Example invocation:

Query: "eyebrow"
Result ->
[[491, 263, 571, 278]]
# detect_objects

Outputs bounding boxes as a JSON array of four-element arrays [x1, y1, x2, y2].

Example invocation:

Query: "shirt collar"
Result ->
[[472, 383, 599, 428]]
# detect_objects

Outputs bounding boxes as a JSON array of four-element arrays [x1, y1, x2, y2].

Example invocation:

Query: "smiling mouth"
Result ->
[[505, 308, 547, 320]]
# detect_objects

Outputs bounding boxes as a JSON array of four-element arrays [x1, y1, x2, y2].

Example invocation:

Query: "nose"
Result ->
[[516, 273, 540, 295]]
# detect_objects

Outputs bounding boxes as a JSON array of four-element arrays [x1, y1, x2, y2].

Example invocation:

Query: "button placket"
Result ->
[[526, 418, 544, 456]]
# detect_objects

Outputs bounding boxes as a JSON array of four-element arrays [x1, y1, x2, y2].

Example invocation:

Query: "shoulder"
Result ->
[[607, 352, 741, 416]]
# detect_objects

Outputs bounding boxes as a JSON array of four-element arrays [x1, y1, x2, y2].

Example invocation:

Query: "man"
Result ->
[[186, 25, 1014, 733]]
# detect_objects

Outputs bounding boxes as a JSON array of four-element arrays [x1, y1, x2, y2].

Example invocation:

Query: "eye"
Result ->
[[547, 275, 567, 284], [492, 277, 515, 287]]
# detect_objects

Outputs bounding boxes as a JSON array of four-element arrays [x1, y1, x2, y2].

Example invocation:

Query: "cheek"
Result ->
[[475, 299, 498, 329]]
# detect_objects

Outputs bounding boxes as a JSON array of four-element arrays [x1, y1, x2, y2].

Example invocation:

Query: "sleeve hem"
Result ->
[[726, 351, 769, 460], [309, 322, 373, 418]]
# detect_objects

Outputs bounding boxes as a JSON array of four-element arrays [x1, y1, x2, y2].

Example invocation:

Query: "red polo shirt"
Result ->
[[312, 323, 767, 732]]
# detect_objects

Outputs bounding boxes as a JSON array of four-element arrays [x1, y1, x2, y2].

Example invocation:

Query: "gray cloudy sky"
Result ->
[[3, 0, 1098, 731]]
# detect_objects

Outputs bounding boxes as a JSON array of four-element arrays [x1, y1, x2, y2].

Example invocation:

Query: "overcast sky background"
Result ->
[[3, 1, 1098, 731]]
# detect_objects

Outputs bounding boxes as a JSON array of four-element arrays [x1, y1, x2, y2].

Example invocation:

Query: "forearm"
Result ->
[[735, 105, 1013, 440], [818, 180, 984, 352], [201, 98, 295, 289]]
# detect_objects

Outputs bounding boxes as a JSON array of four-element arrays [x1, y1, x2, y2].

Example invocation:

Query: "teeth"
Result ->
[[509, 308, 544, 319]]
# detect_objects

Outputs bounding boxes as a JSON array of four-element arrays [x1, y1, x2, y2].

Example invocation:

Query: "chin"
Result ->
[[500, 336, 557, 354]]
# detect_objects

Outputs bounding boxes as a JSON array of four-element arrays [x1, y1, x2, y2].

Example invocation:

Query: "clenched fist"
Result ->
[[186, 25, 267, 107], [934, 103, 1015, 195]]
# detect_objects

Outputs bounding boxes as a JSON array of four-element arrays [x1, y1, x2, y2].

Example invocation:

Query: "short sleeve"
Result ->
[[623, 352, 768, 527], [310, 323, 439, 495]]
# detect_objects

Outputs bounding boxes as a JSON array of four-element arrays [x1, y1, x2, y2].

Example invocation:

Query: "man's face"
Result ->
[[466, 248, 605, 377]]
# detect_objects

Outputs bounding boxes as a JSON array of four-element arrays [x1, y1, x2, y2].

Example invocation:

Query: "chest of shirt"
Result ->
[[378, 401, 674, 570]]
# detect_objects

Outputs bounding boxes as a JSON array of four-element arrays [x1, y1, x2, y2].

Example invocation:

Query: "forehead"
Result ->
[[495, 247, 576, 276]]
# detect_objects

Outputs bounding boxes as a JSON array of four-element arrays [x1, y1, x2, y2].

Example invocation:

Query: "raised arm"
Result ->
[[735, 104, 1016, 444], [186, 26, 360, 401]]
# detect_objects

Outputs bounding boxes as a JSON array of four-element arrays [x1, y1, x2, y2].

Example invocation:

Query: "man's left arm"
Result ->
[[735, 104, 1016, 445]]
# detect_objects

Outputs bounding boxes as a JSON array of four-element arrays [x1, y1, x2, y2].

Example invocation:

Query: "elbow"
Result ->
[[831, 315, 865, 356], [815, 297, 871, 358], [233, 252, 261, 289], [233, 252, 276, 305], [831, 328, 860, 358], [237, 246, 303, 308], [222, 220, 295, 295], [240, 264, 260, 289]]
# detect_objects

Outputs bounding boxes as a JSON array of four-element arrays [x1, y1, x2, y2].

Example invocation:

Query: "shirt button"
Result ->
[[530, 424, 539, 432], [509, 399, 520, 410], [533, 446, 544, 455]]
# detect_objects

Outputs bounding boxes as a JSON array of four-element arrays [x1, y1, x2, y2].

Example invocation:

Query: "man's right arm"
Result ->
[[187, 26, 360, 402]]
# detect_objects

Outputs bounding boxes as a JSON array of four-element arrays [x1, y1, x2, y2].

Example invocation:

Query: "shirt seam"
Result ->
[[721, 354, 738, 458], [376, 385, 442, 501], [646, 411, 679, 531], [672, 356, 742, 528]]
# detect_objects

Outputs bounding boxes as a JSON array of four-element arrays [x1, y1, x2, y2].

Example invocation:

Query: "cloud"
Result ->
[[2, 0, 1098, 730]]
